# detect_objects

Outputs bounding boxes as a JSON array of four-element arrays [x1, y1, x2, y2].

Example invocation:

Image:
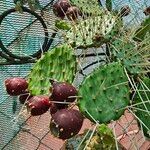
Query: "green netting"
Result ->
[[0, 1, 57, 149], [1, 2, 44, 58], [0, 64, 32, 149]]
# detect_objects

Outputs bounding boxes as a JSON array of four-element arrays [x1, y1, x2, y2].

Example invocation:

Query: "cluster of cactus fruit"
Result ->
[[5, 76, 83, 139], [4, 0, 150, 148]]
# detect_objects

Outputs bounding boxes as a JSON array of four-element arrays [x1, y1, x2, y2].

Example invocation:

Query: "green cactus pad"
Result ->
[[66, 15, 116, 48], [28, 44, 77, 95], [110, 38, 144, 75], [86, 124, 116, 150], [69, 0, 101, 16], [78, 62, 130, 123], [55, 20, 71, 31], [133, 77, 150, 138], [65, 124, 117, 150]]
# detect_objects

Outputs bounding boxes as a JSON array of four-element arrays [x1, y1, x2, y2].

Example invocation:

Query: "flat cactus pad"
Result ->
[[78, 62, 130, 123], [69, 0, 101, 16], [66, 15, 116, 48], [110, 38, 144, 75], [28, 44, 77, 95]]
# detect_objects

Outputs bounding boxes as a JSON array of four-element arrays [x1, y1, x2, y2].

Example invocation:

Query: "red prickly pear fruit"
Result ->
[[49, 102, 68, 115], [120, 5, 131, 17], [50, 102, 58, 115], [5, 77, 28, 96], [143, 6, 150, 16], [19, 91, 33, 104], [26, 96, 51, 116], [53, 0, 71, 19], [66, 6, 80, 20], [50, 79, 77, 103], [50, 109, 84, 139]]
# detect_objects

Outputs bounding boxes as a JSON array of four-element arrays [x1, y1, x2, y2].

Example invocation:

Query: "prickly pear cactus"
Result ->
[[69, 0, 101, 16], [109, 38, 145, 75], [133, 77, 150, 138], [78, 62, 130, 123], [65, 124, 116, 150], [85, 124, 116, 150], [28, 44, 77, 95], [66, 14, 116, 48]]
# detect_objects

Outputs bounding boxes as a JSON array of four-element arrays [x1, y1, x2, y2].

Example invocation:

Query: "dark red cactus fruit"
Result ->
[[120, 5, 131, 17], [50, 109, 84, 139], [51, 98, 69, 110], [50, 80, 77, 103], [53, 0, 71, 19], [26, 96, 51, 116], [19, 91, 33, 104], [49, 102, 68, 115], [66, 6, 80, 20], [143, 6, 150, 16], [50, 102, 58, 114], [5, 77, 28, 96]]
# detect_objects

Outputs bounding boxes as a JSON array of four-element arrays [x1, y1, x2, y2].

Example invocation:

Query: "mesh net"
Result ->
[[0, 0, 150, 150]]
